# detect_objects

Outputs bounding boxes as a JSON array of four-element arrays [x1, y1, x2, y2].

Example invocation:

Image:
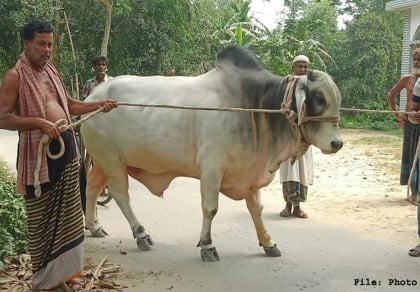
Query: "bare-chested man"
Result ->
[[0, 19, 117, 290], [387, 48, 420, 126], [386, 48, 420, 258]]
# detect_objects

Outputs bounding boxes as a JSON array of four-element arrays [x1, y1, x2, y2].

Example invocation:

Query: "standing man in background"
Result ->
[[386, 47, 420, 257], [81, 55, 112, 100], [279, 55, 313, 219], [79, 55, 112, 213]]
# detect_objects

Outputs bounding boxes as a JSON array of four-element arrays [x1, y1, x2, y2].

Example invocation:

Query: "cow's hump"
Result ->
[[216, 45, 264, 71]]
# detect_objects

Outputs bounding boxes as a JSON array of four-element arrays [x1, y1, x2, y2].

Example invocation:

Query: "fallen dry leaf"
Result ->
[[0, 255, 126, 291]]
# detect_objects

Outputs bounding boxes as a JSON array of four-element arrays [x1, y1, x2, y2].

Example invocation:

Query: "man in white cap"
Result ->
[[279, 55, 313, 218]]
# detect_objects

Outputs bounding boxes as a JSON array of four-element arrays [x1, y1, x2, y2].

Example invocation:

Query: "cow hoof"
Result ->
[[91, 228, 108, 238], [200, 247, 220, 262], [263, 245, 281, 257], [136, 234, 154, 250]]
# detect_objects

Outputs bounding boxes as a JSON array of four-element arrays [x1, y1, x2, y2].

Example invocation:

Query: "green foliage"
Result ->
[[0, 162, 27, 268], [328, 10, 402, 128], [272, 0, 338, 73], [0, 0, 407, 131], [341, 0, 386, 15], [340, 112, 398, 131]]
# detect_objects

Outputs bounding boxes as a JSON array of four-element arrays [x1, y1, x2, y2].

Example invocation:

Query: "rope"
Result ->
[[116, 103, 417, 116], [116, 102, 420, 204], [31, 100, 413, 199], [340, 107, 417, 115], [117, 101, 339, 116], [33, 107, 105, 198], [117, 102, 290, 113]]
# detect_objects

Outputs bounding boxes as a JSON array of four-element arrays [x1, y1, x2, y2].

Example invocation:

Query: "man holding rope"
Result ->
[[386, 47, 420, 257], [0, 19, 117, 290]]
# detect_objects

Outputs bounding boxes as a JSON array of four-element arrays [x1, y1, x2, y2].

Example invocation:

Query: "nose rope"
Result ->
[[278, 76, 340, 161]]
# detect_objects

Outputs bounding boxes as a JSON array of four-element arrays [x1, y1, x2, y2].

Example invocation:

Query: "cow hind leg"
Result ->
[[245, 191, 281, 257], [106, 167, 154, 251], [85, 163, 109, 237]]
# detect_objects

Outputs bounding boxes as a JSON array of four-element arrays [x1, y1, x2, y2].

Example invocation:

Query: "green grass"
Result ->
[[0, 160, 27, 269], [340, 112, 398, 132]]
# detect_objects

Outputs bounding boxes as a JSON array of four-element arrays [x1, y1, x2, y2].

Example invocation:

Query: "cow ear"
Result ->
[[306, 69, 316, 82], [295, 79, 307, 126]]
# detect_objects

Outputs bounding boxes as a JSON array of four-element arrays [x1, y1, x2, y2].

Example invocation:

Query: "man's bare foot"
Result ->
[[292, 206, 308, 218], [407, 193, 420, 206], [280, 202, 292, 217]]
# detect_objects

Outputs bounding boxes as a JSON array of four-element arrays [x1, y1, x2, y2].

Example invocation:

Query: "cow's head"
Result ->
[[294, 69, 343, 154]]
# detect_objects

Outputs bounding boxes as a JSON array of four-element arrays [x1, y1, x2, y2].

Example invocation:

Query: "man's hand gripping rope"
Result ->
[[33, 106, 106, 198]]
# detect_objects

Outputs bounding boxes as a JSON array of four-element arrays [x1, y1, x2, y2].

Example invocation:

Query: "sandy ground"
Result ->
[[275, 128, 419, 244], [1, 128, 419, 291]]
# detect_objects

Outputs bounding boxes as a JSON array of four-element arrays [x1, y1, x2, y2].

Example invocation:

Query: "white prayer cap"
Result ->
[[293, 55, 309, 64]]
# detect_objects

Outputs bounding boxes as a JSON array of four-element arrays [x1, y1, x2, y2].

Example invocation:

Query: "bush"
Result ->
[[0, 161, 27, 269], [340, 112, 398, 131]]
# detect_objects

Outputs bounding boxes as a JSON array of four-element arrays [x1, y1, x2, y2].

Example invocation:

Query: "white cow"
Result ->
[[81, 45, 343, 261]]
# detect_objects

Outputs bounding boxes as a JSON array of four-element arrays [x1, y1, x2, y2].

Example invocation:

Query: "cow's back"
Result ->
[[81, 71, 247, 177]]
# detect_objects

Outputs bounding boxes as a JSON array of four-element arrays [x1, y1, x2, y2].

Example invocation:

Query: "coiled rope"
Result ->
[[34, 107, 104, 197]]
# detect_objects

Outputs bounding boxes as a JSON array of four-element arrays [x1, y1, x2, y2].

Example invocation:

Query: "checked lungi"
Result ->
[[279, 147, 313, 205], [24, 130, 84, 290], [282, 181, 308, 206]]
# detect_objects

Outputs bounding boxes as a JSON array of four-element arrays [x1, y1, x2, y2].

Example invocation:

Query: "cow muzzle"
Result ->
[[321, 139, 343, 154]]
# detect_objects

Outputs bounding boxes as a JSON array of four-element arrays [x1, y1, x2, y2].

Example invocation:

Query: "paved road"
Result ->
[[0, 129, 18, 173], [0, 129, 419, 292]]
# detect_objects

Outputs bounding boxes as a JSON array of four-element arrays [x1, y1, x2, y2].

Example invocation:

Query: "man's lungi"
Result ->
[[24, 131, 84, 289], [279, 147, 313, 205]]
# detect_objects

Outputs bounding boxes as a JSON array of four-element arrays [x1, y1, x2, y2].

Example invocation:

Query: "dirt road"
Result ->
[[1, 129, 419, 291], [83, 129, 419, 291]]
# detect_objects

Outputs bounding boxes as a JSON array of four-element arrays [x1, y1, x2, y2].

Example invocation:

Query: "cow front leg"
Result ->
[[197, 171, 222, 262], [107, 180, 153, 251], [246, 190, 281, 257]]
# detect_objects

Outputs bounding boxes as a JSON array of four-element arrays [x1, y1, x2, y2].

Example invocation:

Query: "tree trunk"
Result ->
[[98, 0, 113, 57]]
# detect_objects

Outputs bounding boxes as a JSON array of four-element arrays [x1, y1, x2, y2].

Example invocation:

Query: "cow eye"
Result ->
[[306, 91, 326, 115], [314, 94, 326, 108]]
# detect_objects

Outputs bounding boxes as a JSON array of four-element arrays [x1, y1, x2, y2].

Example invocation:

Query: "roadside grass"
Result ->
[[0, 160, 27, 269]]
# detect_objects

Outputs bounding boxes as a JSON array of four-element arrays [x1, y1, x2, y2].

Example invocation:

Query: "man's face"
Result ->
[[24, 32, 53, 69], [413, 54, 420, 75], [292, 61, 309, 76], [94, 62, 107, 79]]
